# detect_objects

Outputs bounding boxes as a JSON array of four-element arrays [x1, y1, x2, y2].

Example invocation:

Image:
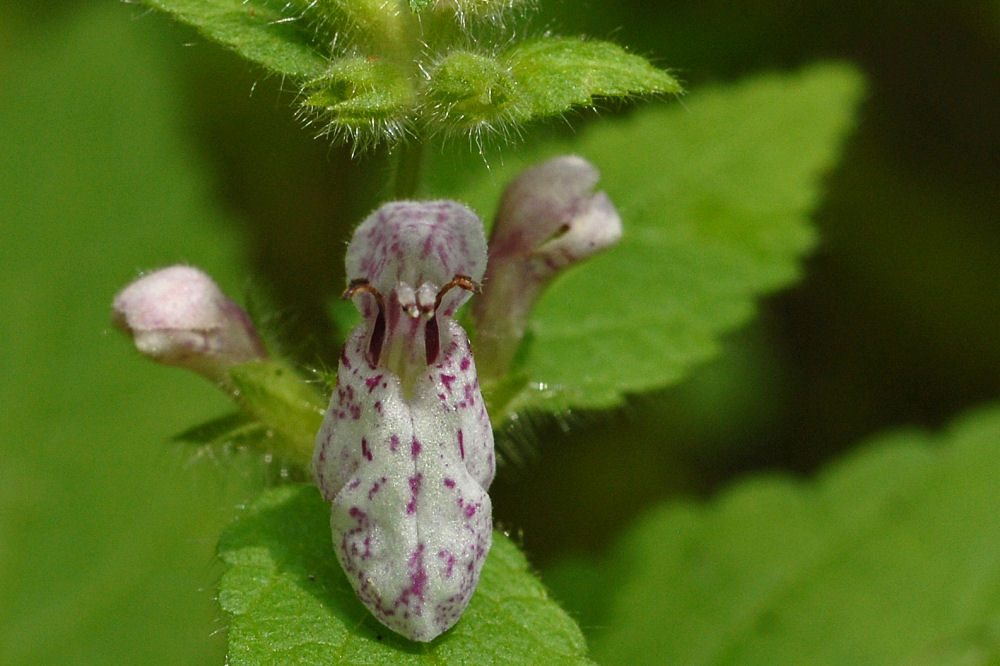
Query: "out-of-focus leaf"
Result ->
[[545, 405, 1000, 664]]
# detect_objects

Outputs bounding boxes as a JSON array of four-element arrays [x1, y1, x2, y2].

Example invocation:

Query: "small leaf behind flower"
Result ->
[[431, 63, 865, 415], [219, 484, 592, 664]]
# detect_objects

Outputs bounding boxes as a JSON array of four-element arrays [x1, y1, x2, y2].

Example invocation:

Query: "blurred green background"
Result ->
[[1, 1, 997, 663]]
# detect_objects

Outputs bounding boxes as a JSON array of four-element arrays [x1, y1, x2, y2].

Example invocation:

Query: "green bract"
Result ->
[[301, 57, 416, 144], [143, 0, 681, 147], [424, 50, 521, 133]]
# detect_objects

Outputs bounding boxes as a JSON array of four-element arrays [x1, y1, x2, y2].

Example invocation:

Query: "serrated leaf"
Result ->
[[219, 484, 591, 664], [545, 405, 1000, 664], [143, 0, 328, 78], [430, 63, 864, 415], [506, 37, 682, 117]]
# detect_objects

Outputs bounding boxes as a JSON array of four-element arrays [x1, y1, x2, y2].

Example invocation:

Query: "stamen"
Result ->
[[434, 274, 482, 312], [343, 278, 387, 366], [425, 274, 482, 365]]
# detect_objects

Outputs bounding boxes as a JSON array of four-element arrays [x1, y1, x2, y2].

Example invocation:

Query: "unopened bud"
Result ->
[[112, 265, 266, 386], [473, 155, 622, 377]]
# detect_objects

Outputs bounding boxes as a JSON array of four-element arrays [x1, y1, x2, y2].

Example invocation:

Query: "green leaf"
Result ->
[[143, 0, 329, 78], [506, 37, 682, 118], [219, 484, 592, 664], [421, 40, 679, 137], [430, 63, 865, 416], [544, 405, 1000, 664]]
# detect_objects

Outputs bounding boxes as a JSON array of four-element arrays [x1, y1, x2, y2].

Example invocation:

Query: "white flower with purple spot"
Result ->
[[313, 200, 494, 642]]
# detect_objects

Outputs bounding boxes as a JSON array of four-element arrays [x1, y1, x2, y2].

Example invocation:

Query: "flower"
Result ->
[[472, 155, 622, 376], [111, 265, 266, 386], [313, 201, 495, 642]]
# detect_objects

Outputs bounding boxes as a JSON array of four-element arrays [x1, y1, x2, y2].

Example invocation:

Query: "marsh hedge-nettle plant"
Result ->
[[114, 154, 624, 640], [108, 0, 880, 655]]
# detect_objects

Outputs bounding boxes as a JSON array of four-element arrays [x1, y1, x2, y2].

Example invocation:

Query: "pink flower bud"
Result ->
[[112, 265, 266, 385], [473, 155, 622, 376], [313, 201, 494, 642]]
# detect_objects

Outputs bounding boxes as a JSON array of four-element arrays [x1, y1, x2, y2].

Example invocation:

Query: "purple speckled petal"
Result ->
[[487, 155, 621, 271], [346, 200, 487, 320], [313, 201, 494, 642]]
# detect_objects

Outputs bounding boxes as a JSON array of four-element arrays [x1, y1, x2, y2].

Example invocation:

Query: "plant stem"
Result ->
[[390, 140, 424, 200]]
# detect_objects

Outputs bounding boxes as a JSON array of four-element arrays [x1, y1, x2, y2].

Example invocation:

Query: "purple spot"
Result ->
[[408, 549, 428, 601], [440, 373, 456, 393], [464, 503, 477, 518], [438, 550, 456, 578], [340, 348, 352, 370], [458, 430, 465, 460], [365, 374, 383, 392], [460, 356, 471, 371], [443, 478, 456, 488], [349, 404, 361, 420], [411, 438, 422, 458], [361, 437, 372, 461], [406, 473, 423, 515], [374, 400, 382, 414], [368, 478, 382, 500], [390, 434, 399, 452]]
